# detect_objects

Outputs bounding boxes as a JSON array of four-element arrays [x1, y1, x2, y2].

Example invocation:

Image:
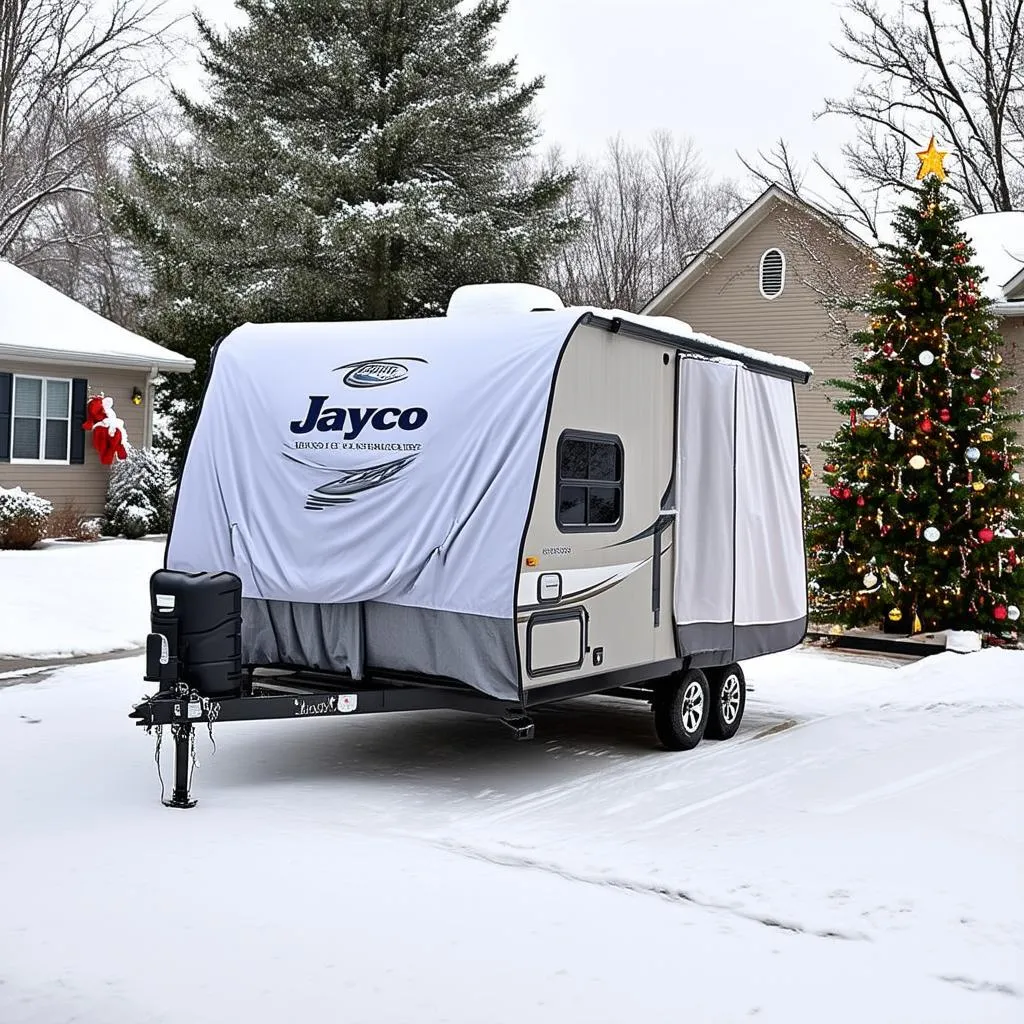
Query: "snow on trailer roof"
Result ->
[[583, 308, 813, 383], [0, 260, 194, 373], [444, 284, 812, 383]]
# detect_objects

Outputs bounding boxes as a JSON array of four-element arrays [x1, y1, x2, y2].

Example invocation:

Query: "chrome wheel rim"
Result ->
[[681, 679, 704, 733], [720, 673, 741, 725]]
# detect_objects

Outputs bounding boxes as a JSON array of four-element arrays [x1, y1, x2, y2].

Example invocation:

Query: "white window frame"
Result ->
[[10, 374, 73, 465], [759, 248, 786, 300]]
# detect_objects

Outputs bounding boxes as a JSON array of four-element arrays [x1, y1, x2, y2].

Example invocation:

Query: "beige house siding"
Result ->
[[998, 317, 1024, 417], [658, 202, 872, 486], [0, 360, 151, 517]]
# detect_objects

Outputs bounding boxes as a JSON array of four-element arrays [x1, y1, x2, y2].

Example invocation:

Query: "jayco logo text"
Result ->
[[290, 397, 428, 438]]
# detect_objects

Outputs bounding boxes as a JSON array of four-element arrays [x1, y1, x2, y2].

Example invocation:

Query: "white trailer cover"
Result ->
[[674, 356, 806, 664], [166, 310, 587, 699]]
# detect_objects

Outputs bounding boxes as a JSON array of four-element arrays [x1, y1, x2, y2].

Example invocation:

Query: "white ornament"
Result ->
[[923, 526, 940, 542], [971, 366, 983, 380], [919, 350, 935, 366], [966, 447, 981, 462], [863, 407, 880, 421], [1008, 606, 1021, 622], [909, 454, 926, 470], [863, 572, 878, 588]]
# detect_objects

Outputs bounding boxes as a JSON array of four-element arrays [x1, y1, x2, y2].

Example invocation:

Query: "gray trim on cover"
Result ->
[[676, 621, 735, 668], [677, 616, 806, 666], [243, 599, 366, 678], [732, 617, 807, 662], [240, 599, 520, 703], [364, 603, 519, 702]]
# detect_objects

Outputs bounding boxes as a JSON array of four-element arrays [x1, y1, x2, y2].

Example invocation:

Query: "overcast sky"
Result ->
[[168, 0, 867, 190]]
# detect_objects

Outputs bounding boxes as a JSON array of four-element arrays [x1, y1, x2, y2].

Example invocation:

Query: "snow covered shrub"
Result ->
[[103, 447, 174, 539], [47, 502, 101, 542], [0, 486, 53, 549]]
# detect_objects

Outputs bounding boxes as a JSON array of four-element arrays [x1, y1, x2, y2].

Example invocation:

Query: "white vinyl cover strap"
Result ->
[[674, 357, 736, 626], [167, 310, 585, 618], [673, 356, 805, 631]]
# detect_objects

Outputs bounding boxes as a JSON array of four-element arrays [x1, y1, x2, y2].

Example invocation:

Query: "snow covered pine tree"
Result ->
[[807, 138, 1024, 640], [115, 0, 575, 475], [103, 448, 174, 539]]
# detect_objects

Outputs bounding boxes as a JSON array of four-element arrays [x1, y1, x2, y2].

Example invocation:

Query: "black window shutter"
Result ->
[[0, 372, 11, 462], [70, 378, 88, 464]]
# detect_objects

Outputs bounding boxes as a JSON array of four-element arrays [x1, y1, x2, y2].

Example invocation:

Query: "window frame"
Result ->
[[758, 247, 786, 300], [555, 429, 624, 534], [10, 374, 73, 465]]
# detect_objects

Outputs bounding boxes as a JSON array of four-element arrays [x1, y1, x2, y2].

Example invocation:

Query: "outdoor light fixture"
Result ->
[[131, 387, 144, 405]]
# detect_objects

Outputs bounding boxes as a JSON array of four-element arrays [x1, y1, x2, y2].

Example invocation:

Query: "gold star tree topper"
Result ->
[[916, 136, 948, 180]]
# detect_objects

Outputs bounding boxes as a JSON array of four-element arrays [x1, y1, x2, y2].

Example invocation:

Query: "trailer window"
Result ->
[[557, 433, 623, 531]]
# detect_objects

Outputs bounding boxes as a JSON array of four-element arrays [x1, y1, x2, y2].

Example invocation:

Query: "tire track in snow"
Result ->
[[819, 747, 1005, 815], [426, 836, 871, 943]]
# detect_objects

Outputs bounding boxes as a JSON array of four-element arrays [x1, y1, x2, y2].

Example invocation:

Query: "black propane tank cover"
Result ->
[[149, 570, 243, 699]]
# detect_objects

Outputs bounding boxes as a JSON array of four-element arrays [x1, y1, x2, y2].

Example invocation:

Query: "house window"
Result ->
[[11, 375, 71, 463], [557, 431, 623, 531], [759, 248, 786, 299]]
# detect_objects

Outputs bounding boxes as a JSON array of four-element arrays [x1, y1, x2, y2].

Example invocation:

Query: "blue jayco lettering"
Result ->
[[290, 397, 428, 438]]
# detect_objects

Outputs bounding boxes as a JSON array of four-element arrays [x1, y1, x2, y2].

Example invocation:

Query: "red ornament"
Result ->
[[856, 496, 865, 506], [842, 488, 852, 499], [850, 409, 857, 428], [824, 462, 838, 473], [921, 417, 933, 433], [939, 408, 951, 423], [883, 343, 895, 357], [1009, 549, 1018, 568], [982, 390, 992, 404], [966, 396, 975, 406], [978, 528, 995, 543], [829, 486, 841, 498], [994, 605, 1008, 621]]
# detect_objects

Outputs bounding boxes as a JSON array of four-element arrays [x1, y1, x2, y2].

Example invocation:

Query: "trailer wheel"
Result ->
[[705, 663, 746, 741], [653, 669, 710, 751]]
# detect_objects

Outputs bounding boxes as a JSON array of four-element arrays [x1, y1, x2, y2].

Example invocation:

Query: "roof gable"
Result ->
[[641, 184, 872, 315]]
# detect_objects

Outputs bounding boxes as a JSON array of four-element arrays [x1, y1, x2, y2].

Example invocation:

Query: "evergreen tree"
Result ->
[[807, 154, 1024, 637], [103, 447, 174, 539], [115, 0, 575, 472]]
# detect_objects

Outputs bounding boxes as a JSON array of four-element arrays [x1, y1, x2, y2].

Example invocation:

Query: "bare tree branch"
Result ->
[[0, 0, 181, 314]]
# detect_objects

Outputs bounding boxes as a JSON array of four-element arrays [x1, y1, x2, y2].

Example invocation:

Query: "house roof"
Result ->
[[640, 184, 874, 315], [957, 212, 1024, 306], [0, 260, 194, 373]]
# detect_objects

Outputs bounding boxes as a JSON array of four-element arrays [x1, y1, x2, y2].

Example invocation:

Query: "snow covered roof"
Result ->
[[0, 260, 194, 373], [584, 307, 813, 380], [958, 212, 1024, 304]]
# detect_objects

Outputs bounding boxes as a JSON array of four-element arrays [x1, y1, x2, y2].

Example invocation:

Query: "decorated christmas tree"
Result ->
[[807, 138, 1024, 638]]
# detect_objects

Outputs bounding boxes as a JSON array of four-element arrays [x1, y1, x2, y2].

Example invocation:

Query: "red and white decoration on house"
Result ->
[[82, 394, 130, 465]]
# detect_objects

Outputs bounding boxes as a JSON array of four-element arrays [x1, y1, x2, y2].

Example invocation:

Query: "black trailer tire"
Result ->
[[705, 663, 746, 741], [653, 669, 710, 751]]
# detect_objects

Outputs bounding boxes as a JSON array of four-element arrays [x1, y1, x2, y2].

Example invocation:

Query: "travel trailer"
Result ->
[[131, 283, 811, 807]]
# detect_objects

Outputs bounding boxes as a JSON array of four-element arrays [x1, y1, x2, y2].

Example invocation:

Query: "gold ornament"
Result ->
[[916, 136, 948, 180], [888, 608, 903, 622], [912, 613, 923, 634], [980, 430, 994, 442], [857, 463, 870, 480], [973, 480, 985, 491]]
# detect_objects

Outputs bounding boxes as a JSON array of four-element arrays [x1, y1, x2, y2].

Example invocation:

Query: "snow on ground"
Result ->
[[0, 538, 163, 659], [1, 646, 1022, 1023]]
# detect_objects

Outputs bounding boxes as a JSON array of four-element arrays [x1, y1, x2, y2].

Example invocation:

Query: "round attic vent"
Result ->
[[759, 248, 786, 299]]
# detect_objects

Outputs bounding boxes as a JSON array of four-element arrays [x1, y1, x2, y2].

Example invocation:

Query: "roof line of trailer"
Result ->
[[581, 313, 813, 384]]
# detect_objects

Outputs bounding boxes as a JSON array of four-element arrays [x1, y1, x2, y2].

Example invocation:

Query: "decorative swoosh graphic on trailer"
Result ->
[[281, 450, 418, 510], [604, 512, 675, 548], [517, 558, 651, 613]]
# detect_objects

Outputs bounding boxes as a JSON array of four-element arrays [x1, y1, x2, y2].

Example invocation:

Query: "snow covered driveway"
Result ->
[[0, 538, 163, 660], [1, 647, 1021, 1023]]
